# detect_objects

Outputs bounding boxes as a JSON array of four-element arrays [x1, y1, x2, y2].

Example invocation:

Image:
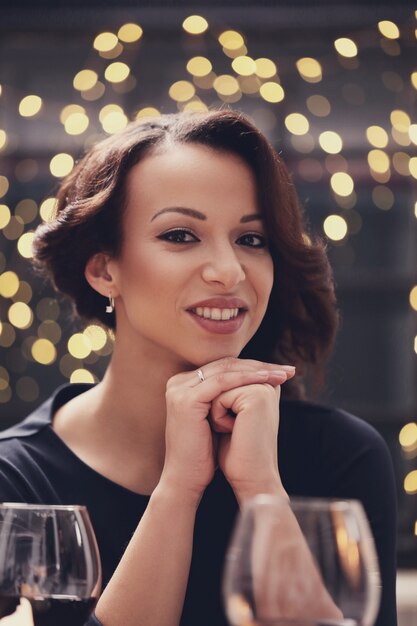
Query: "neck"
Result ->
[[93, 331, 194, 451]]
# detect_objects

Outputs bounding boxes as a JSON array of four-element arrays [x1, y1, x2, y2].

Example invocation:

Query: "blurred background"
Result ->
[[0, 0, 416, 580]]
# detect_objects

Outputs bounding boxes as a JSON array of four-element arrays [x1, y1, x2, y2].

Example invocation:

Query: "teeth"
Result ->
[[194, 307, 239, 321]]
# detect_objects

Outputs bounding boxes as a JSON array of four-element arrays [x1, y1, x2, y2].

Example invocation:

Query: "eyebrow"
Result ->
[[151, 206, 263, 223]]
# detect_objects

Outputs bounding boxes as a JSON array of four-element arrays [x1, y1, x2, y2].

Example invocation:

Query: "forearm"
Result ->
[[95, 484, 199, 626]]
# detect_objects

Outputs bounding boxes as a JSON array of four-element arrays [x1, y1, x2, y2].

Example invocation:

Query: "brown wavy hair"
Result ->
[[33, 109, 338, 398]]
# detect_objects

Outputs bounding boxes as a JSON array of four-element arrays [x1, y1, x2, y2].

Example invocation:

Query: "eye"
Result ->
[[236, 232, 268, 248], [157, 228, 200, 244]]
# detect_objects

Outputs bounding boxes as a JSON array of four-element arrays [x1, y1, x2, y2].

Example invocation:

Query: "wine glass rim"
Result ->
[[245, 494, 363, 511], [0, 502, 88, 511]]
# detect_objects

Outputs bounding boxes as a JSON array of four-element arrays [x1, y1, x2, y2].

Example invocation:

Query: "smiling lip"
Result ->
[[186, 297, 248, 335]]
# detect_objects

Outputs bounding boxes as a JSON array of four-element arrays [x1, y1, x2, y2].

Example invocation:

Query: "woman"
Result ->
[[0, 110, 396, 625]]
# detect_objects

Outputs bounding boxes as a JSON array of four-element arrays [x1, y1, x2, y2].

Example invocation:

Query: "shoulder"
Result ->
[[280, 398, 388, 456], [0, 383, 93, 501], [0, 383, 93, 443]]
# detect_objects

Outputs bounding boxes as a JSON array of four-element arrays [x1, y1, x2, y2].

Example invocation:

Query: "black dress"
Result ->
[[0, 384, 397, 626]]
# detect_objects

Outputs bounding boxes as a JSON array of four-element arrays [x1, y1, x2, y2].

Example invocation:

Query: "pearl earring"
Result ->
[[106, 293, 115, 313]]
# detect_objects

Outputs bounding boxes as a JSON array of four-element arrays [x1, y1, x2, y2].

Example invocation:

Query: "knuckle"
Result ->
[[219, 356, 236, 371]]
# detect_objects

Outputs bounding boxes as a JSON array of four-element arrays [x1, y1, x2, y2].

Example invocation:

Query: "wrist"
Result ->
[[155, 472, 205, 511], [232, 477, 289, 509]]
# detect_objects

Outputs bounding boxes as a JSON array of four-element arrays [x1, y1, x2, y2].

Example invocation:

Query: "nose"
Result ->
[[201, 243, 246, 289]]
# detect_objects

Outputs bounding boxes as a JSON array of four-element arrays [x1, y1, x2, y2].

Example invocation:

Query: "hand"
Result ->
[[209, 361, 295, 504], [160, 358, 293, 504]]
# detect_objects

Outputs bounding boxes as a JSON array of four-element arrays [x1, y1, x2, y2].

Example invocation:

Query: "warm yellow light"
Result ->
[[372, 185, 394, 210], [409, 125, 417, 145], [218, 30, 244, 50], [259, 82, 284, 103], [0, 129, 7, 150], [182, 15, 209, 35], [104, 62, 130, 83], [0, 271, 19, 298], [390, 109, 410, 132], [186, 56, 212, 77], [399, 423, 417, 450], [81, 82, 105, 101], [93, 32, 118, 52], [330, 172, 354, 196], [64, 112, 89, 135], [70, 369, 95, 384], [68, 333, 92, 359], [410, 285, 417, 311], [8, 302, 33, 329], [412, 72, 417, 90], [118, 23, 143, 43], [378, 20, 400, 39], [296, 57, 322, 82], [19, 95, 42, 117], [39, 197, 57, 222], [368, 149, 390, 174], [31, 338, 56, 365], [169, 80, 196, 101], [83, 325, 107, 350], [17, 232, 35, 258], [0, 204, 11, 229], [101, 111, 128, 134], [232, 56, 256, 76], [0, 175, 9, 198], [60, 104, 85, 124], [213, 75, 240, 96], [183, 100, 209, 112], [323, 215, 348, 241], [366, 125, 389, 148], [135, 107, 161, 119], [318, 131, 343, 154], [49, 153, 74, 178], [404, 470, 417, 495], [99, 104, 122, 122], [254, 58, 277, 78], [409, 157, 417, 179], [73, 69, 98, 91], [285, 113, 309, 135], [334, 38, 358, 57]]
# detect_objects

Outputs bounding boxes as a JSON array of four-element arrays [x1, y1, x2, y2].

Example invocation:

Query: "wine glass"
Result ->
[[223, 495, 381, 626], [0, 503, 101, 626]]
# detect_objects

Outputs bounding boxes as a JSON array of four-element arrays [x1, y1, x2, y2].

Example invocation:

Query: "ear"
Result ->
[[85, 253, 120, 298]]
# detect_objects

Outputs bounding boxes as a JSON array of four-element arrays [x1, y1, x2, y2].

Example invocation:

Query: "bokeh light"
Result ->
[[93, 32, 118, 52], [334, 38, 358, 57], [118, 23, 143, 43], [182, 15, 209, 35], [296, 57, 322, 82], [19, 95, 42, 117], [49, 153, 74, 177], [323, 215, 348, 241]]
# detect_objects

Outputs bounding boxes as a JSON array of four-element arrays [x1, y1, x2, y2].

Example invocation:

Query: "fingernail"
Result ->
[[281, 365, 296, 372]]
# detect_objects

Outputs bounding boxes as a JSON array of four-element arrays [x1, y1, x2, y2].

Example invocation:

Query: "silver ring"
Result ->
[[196, 368, 205, 383]]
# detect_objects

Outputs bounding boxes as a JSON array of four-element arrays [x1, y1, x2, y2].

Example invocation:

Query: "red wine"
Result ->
[[0, 594, 97, 626]]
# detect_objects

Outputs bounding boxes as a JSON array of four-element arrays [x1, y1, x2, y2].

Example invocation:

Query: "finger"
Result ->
[[191, 369, 289, 401], [199, 357, 296, 381]]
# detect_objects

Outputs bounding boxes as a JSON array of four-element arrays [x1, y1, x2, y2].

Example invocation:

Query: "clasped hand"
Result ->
[[161, 358, 295, 505]]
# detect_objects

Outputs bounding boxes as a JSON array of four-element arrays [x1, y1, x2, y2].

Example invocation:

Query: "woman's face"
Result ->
[[107, 143, 274, 369]]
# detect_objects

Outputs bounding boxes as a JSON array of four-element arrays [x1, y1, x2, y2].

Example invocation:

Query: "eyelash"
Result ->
[[157, 228, 267, 248]]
